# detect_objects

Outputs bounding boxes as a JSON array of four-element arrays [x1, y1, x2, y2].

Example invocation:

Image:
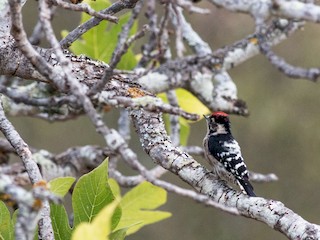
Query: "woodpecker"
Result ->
[[203, 111, 256, 197]]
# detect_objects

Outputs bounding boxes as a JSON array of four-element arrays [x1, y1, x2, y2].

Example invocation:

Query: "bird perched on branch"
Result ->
[[203, 111, 256, 197]]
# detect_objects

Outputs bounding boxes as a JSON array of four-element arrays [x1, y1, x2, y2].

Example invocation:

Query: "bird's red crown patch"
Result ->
[[212, 111, 228, 117]]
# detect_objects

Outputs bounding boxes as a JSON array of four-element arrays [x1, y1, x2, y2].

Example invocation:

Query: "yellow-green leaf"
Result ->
[[115, 181, 171, 235], [49, 177, 75, 197], [108, 178, 121, 199], [0, 201, 13, 240], [72, 201, 118, 240], [109, 228, 127, 240]]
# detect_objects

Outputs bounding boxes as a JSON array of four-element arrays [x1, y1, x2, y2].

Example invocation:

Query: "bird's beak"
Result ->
[[203, 114, 208, 120]]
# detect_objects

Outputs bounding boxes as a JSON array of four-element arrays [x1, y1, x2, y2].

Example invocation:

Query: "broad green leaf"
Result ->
[[72, 159, 121, 229], [115, 181, 171, 235], [72, 201, 118, 240], [108, 178, 121, 199], [49, 177, 75, 239], [51, 204, 72, 240], [49, 177, 76, 197], [61, 0, 137, 70], [0, 201, 13, 240], [11, 210, 17, 229], [109, 228, 127, 240], [121, 181, 166, 210]]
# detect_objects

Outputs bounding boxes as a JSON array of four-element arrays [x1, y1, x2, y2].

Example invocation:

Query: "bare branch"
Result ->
[[0, 98, 54, 239], [170, 5, 212, 56], [118, 109, 131, 141], [9, 0, 59, 89], [98, 93, 199, 120], [0, 174, 60, 240], [176, 0, 210, 14], [60, 0, 141, 48], [272, 0, 320, 23], [0, 103, 42, 184], [52, 0, 118, 23], [260, 42, 320, 81], [89, 1, 144, 95], [249, 171, 279, 183], [166, 90, 180, 146]]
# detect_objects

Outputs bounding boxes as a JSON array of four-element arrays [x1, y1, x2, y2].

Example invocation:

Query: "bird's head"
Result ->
[[203, 111, 231, 134]]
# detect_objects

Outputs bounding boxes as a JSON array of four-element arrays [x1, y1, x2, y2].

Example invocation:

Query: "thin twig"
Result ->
[[0, 97, 52, 240], [112, 168, 239, 214], [53, 0, 118, 23], [89, 1, 145, 95], [260, 43, 320, 81], [166, 90, 180, 146], [60, 0, 140, 48]]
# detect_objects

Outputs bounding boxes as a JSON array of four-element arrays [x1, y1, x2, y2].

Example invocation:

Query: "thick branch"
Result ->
[[130, 109, 320, 239]]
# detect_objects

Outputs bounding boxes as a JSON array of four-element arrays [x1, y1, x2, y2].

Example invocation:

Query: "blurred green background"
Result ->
[[12, 1, 320, 239]]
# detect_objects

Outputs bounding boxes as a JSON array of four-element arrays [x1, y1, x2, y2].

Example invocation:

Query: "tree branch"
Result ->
[[1, 0, 320, 238], [130, 108, 320, 239], [60, 0, 141, 48], [0, 99, 54, 239]]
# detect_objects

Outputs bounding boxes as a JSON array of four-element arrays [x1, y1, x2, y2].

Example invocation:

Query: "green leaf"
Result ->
[[115, 181, 171, 235], [72, 201, 118, 240], [61, 0, 137, 70], [109, 228, 127, 240], [0, 201, 14, 240], [11, 210, 17, 229], [72, 159, 121, 229], [51, 204, 72, 240], [108, 178, 121, 199], [49, 177, 76, 197], [49, 162, 170, 239], [49, 177, 75, 240]]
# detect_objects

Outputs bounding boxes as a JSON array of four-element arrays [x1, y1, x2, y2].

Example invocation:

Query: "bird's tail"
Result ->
[[238, 179, 256, 197]]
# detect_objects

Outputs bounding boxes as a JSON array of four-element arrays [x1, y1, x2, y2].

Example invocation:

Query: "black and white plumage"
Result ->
[[203, 111, 256, 197]]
